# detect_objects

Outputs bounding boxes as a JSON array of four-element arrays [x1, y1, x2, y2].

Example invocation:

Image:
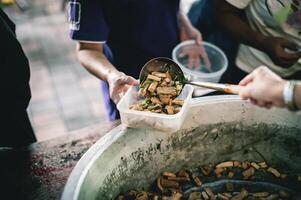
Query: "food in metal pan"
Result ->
[[116, 160, 300, 200], [129, 71, 184, 114]]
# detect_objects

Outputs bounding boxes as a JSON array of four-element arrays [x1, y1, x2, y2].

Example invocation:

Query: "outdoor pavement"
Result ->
[[4, 0, 107, 141]]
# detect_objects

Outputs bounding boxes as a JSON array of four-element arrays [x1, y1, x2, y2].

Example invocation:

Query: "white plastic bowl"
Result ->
[[172, 40, 228, 83], [117, 85, 194, 132]]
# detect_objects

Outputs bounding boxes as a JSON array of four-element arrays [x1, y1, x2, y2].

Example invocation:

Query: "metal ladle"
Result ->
[[139, 57, 242, 95]]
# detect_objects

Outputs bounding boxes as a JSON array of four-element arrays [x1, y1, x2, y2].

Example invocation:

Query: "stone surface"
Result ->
[[0, 121, 119, 200]]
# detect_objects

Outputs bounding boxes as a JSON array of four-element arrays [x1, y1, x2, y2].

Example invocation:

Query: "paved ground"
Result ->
[[4, 0, 107, 141]]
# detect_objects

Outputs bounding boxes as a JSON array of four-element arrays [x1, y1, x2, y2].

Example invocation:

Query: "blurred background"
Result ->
[[2, 0, 196, 142]]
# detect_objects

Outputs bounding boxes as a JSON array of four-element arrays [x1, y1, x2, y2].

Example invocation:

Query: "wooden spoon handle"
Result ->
[[188, 81, 242, 95]]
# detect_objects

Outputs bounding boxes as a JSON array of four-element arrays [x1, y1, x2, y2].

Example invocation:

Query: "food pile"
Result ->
[[116, 160, 301, 200], [129, 71, 184, 115]]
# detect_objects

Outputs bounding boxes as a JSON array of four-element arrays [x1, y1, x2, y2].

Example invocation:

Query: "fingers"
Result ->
[[279, 39, 301, 60], [239, 73, 255, 86], [281, 38, 298, 51], [196, 43, 211, 70], [239, 85, 252, 100], [195, 32, 203, 46], [116, 75, 138, 86], [279, 51, 301, 61], [126, 76, 139, 86]]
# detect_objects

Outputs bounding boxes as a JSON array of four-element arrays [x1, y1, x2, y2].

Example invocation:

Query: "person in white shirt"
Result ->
[[215, 0, 301, 83]]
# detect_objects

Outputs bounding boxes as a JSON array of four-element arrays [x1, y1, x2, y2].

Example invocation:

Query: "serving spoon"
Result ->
[[139, 57, 242, 95]]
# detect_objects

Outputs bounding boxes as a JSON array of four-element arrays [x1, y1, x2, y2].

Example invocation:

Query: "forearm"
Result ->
[[76, 43, 120, 81], [177, 10, 193, 31], [294, 82, 301, 110], [215, 0, 267, 52]]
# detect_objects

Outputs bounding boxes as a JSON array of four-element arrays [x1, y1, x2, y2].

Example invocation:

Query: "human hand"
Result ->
[[180, 26, 211, 71], [107, 72, 139, 104], [262, 37, 301, 68], [238, 66, 286, 109]]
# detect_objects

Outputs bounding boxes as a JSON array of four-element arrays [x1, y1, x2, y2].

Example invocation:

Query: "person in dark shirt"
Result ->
[[69, 0, 205, 121], [0, 8, 36, 148]]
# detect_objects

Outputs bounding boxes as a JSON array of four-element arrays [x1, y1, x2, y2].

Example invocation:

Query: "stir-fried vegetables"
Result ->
[[129, 71, 184, 114]]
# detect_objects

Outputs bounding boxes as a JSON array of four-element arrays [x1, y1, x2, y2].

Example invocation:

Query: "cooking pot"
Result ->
[[62, 96, 301, 200]]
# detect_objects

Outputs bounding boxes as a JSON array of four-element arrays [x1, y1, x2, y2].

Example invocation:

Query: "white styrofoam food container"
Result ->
[[117, 85, 194, 132]]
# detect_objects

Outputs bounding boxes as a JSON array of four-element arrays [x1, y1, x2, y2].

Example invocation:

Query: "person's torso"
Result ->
[[247, 0, 301, 42], [101, 0, 180, 77], [237, 0, 301, 77]]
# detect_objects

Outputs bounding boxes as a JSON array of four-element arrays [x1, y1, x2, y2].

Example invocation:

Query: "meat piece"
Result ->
[[151, 97, 161, 105], [148, 104, 162, 111], [165, 105, 175, 115], [258, 161, 268, 169], [177, 170, 190, 179], [202, 191, 210, 200], [136, 192, 148, 200], [191, 174, 202, 187], [138, 87, 149, 97], [166, 176, 190, 182], [151, 109, 162, 113], [152, 72, 167, 78], [168, 81, 175, 87], [166, 71, 172, 79], [176, 84, 183, 95], [250, 162, 260, 170], [204, 187, 216, 200], [267, 167, 281, 177], [217, 193, 230, 200], [153, 195, 159, 200], [253, 192, 269, 197], [225, 183, 234, 192], [157, 178, 164, 192], [160, 178, 179, 189], [222, 193, 232, 198], [280, 174, 287, 179], [265, 194, 279, 200], [157, 87, 177, 96], [147, 74, 161, 81], [170, 192, 182, 200], [228, 171, 235, 178], [231, 189, 248, 200], [242, 167, 255, 179], [160, 80, 168, 87], [216, 161, 234, 168], [200, 165, 213, 176], [172, 99, 184, 106], [116, 195, 125, 200], [233, 161, 241, 167], [165, 78, 171, 83], [241, 161, 250, 169], [174, 107, 181, 114], [159, 95, 172, 104], [148, 81, 159, 93], [214, 167, 224, 177], [129, 103, 144, 111], [188, 192, 202, 200], [163, 172, 176, 177], [279, 190, 290, 198]]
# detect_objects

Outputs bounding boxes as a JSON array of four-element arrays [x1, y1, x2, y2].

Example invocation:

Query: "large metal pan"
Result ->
[[62, 96, 301, 200]]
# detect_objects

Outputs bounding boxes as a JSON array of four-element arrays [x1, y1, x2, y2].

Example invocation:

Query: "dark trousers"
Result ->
[[0, 107, 36, 148]]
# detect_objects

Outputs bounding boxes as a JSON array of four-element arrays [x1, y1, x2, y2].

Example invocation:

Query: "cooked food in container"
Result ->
[[129, 71, 184, 115]]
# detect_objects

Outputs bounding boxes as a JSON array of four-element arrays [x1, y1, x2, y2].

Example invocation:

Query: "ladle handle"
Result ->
[[188, 81, 242, 95]]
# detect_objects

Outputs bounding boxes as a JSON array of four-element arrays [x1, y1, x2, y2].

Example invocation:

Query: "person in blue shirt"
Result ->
[[69, 0, 204, 121]]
